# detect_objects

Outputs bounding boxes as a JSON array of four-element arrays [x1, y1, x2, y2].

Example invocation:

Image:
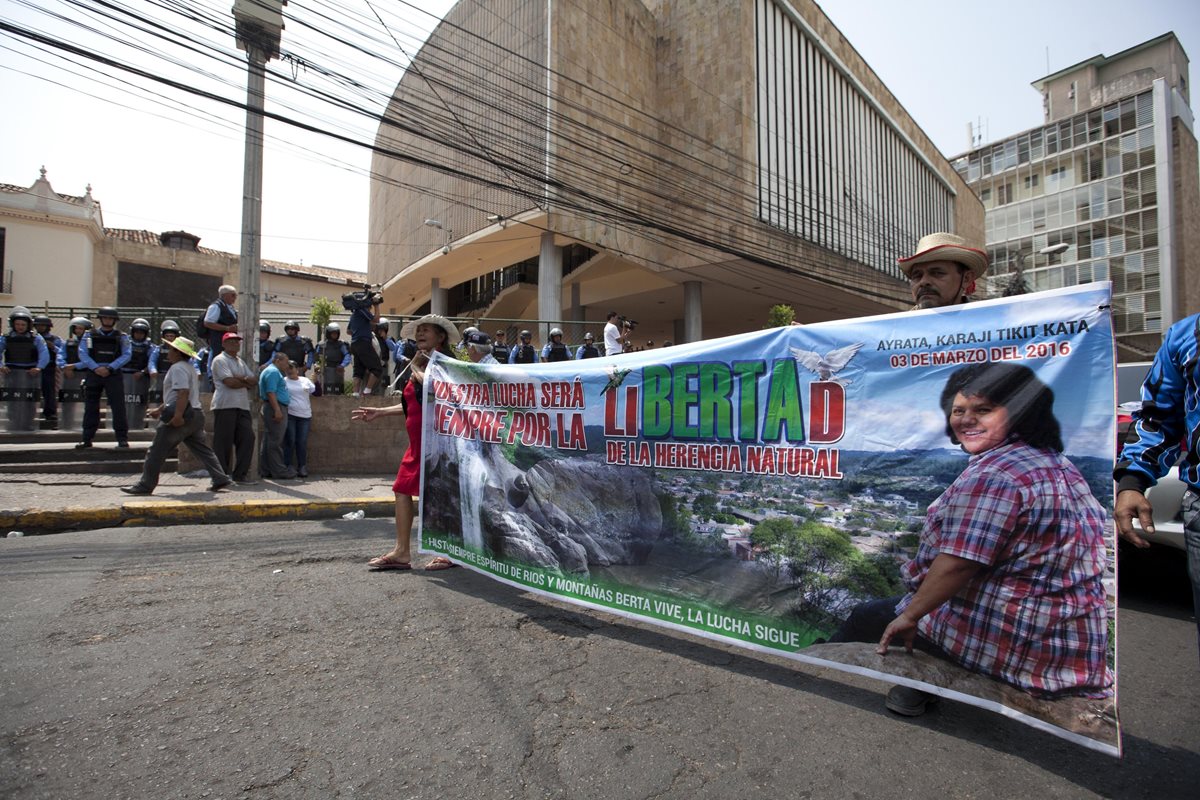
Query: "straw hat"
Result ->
[[399, 314, 459, 347], [898, 232, 989, 278], [163, 335, 199, 359]]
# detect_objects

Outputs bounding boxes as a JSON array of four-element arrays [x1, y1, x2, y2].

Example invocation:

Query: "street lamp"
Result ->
[[424, 218, 452, 255], [1039, 242, 1071, 264]]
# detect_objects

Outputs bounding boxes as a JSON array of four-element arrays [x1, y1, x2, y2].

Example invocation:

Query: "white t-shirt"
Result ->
[[284, 376, 316, 419], [162, 360, 202, 410], [603, 320, 623, 355], [210, 351, 254, 411]]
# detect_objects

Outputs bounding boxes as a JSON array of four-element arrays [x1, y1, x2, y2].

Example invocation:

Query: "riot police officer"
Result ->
[[121, 318, 155, 430], [541, 328, 571, 362], [509, 329, 538, 364], [491, 329, 510, 364], [575, 331, 600, 359], [77, 306, 131, 448], [315, 322, 351, 394], [0, 306, 50, 432], [152, 320, 184, 402], [58, 316, 92, 429], [258, 320, 275, 368], [373, 318, 396, 386], [32, 315, 63, 421], [274, 320, 314, 372]]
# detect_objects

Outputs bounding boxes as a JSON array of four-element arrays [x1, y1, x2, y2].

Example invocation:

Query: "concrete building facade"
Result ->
[[368, 0, 982, 346], [951, 33, 1198, 361]]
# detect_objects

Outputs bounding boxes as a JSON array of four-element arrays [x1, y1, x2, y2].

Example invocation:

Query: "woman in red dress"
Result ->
[[352, 314, 458, 570]]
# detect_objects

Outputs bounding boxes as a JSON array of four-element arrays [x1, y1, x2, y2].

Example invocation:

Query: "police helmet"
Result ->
[[160, 319, 181, 335], [259, 320, 271, 332], [70, 316, 92, 333], [325, 322, 341, 335], [33, 315, 53, 329], [584, 332, 595, 341], [519, 329, 532, 340], [376, 318, 390, 331], [549, 327, 563, 338], [130, 318, 151, 334], [8, 306, 33, 327], [285, 320, 300, 331], [96, 306, 119, 321]]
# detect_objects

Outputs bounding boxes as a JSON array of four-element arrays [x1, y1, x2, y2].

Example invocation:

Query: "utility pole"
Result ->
[[232, 0, 286, 366]]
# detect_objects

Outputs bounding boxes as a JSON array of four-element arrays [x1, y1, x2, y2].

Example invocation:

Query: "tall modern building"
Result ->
[[951, 33, 1197, 361], [368, 0, 982, 345]]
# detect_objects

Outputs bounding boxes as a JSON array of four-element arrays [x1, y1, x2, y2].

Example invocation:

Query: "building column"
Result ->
[[569, 282, 584, 343], [683, 280, 702, 343], [538, 232, 562, 343], [430, 277, 448, 316]]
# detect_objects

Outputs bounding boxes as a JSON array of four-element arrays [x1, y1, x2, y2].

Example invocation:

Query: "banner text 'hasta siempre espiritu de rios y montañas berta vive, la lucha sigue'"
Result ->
[[418, 283, 1120, 756]]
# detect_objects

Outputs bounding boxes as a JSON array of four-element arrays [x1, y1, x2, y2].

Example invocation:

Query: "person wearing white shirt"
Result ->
[[603, 310, 624, 356], [210, 331, 258, 483], [283, 360, 317, 477]]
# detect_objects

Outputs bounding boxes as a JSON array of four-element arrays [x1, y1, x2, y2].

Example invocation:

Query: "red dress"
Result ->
[[391, 379, 423, 496]]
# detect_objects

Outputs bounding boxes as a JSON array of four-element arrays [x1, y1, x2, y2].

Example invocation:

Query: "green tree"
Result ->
[[766, 304, 796, 328], [310, 296, 338, 380], [692, 492, 719, 520]]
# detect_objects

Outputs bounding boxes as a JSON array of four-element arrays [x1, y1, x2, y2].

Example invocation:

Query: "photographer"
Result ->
[[344, 286, 383, 397], [602, 310, 637, 356]]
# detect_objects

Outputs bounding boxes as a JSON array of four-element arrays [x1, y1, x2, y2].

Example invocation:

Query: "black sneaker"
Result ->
[[120, 485, 152, 496], [209, 479, 233, 492], [885, 685, 940, 717], [75, 441, 92, 449], [116, 440, 130, 448]]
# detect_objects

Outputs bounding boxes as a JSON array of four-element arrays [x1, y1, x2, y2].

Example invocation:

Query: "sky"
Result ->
[[1, 0, 1197, 274]]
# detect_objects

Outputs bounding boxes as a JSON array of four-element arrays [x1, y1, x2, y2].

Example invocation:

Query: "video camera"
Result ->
[[620, 315, 638, 331], [342, 282, 384, 312]]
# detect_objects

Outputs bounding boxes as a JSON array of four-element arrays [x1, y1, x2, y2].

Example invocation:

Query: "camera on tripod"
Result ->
[[342, 282, 383, 311]]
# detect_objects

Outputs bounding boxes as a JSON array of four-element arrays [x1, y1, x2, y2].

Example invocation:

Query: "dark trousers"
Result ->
[[212, 407, 255, 481], [82, 370, 129, 442], [133, 408, 227, 491], [260, 404, 295, 478], [40, 364, 58, 418], [283, 414, 311, 470]]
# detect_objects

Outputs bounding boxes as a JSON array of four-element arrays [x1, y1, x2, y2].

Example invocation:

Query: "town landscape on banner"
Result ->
[[417, 287, 1118, 752]]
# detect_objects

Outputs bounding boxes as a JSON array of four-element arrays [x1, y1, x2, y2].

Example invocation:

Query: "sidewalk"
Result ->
[[0, 468, 396, 534]]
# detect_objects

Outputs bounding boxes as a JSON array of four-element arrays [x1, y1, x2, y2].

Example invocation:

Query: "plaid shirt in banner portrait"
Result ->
[[897, 440, 1114, 698]]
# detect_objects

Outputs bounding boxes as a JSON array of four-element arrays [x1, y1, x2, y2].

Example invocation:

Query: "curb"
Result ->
[[2, 497, 395, 534]]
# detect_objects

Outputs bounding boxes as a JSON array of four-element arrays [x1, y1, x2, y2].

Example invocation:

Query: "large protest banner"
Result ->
[[419, 283, 1119, 755]]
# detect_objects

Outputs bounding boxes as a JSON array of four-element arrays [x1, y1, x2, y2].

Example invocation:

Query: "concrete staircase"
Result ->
[[0, 428, 164, 474]]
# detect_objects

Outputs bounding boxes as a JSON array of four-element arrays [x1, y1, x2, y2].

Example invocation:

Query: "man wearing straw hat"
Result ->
[[121, 335, 231, 495], [896, 232, 989, 310]]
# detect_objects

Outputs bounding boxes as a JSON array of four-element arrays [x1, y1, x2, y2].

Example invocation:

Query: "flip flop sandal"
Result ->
[[368, 556, 412, 571], [424, 557, 459, 571]]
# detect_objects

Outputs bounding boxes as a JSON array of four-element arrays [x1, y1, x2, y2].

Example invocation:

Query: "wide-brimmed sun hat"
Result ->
[[163, 335, 199, 359], [400, 314, 459, 347], [898, 232, 989, 278]]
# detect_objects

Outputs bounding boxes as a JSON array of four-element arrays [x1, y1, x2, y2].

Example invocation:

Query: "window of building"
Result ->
[[1024, 174, 1039, 189], [0, 227, 6, 294], [996, 183, 1013, 205]]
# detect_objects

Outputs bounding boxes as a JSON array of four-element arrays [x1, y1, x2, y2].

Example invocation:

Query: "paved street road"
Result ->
[[2, 521, 1197, 799]]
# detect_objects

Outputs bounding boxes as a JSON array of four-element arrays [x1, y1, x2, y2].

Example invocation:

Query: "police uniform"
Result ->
[[122, 329, 154, 429], [541, 339, 571, 363], [58, 326, 89, 430], [274, 334, 315, 371], [1, 323, 50, 432], [491, 340, 510, 364], [576, 340, 600, 359], [510, 340, 538, 364], [258, 336, 275, 368], [316, 336, 351, 394], [79, 326, 131, 446], [38, 330, 64, 419]]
